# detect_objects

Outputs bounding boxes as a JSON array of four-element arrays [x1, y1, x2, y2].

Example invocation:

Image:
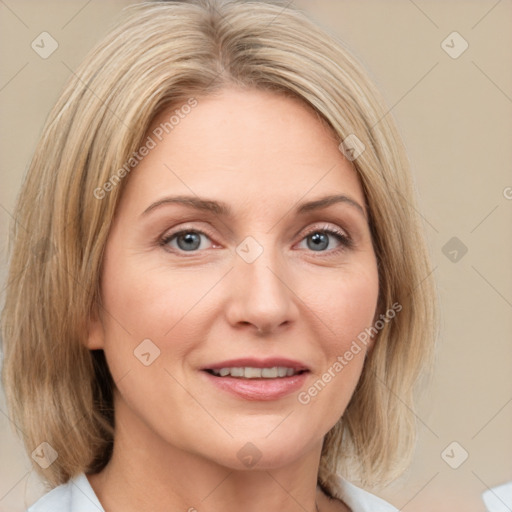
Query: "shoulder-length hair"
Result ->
[[1, 0, 437, 495]]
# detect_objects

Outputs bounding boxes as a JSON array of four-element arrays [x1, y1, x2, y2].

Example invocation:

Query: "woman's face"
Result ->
[[88, 87, 379, 470]]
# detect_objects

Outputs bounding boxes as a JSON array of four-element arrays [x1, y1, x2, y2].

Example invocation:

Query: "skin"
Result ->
[[86, 86, 380, 512]]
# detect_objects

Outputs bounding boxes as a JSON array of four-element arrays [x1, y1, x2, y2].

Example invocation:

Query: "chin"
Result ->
[[202, 432, 320, 472]]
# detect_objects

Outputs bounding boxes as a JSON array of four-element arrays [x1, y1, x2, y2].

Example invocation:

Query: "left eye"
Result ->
[[161, 226, 351, 254], [297, 227, 351, 253]]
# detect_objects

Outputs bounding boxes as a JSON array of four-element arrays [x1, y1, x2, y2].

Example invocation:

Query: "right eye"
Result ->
[[160, 229, 215, 253]]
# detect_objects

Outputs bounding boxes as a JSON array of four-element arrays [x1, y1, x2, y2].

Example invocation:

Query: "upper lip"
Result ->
[[202, 357, 310, 371]]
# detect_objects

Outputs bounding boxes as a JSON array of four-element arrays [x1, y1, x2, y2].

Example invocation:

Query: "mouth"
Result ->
[[200, 358, 310, 400], [205, 366, 307, 379]]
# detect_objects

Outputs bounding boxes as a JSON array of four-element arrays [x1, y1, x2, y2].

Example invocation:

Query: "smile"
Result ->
[[206, 366, 305, 378]]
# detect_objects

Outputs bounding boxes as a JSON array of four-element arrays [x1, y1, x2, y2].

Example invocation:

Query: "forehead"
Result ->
[[118, 86, 365, 216]]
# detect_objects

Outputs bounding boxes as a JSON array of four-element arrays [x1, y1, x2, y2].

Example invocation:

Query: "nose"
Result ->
[[224, 240, 299, 336]]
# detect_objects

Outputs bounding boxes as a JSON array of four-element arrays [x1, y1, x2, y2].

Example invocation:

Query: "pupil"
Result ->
[[309, 232, 328, 251], [179, 232, 200, 251]]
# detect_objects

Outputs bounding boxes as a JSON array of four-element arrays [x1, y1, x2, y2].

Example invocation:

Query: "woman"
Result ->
[[1, 1, 437, 510]]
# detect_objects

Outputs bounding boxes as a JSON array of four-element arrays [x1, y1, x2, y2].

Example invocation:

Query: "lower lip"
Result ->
[[201, 371, 308, 401]]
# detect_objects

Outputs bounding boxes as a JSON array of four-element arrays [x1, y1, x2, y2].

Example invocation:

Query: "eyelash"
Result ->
[[160, 224, 353, 256]]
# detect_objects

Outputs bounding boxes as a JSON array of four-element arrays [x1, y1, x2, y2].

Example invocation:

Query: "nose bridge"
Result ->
[[237, 234, 288, 301], [228, 234, 296, 333]]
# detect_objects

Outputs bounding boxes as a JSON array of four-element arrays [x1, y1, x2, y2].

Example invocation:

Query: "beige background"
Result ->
[[1, 0, 511, 510]]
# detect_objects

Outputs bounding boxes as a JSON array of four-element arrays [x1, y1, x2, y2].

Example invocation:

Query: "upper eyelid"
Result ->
[[161, 222, 352, 246]]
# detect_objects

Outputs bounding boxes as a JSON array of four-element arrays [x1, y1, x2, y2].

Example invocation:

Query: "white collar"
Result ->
[[29, 472, 397, 512], [68, 473, 104, 511], [329, 473, 398, 511]]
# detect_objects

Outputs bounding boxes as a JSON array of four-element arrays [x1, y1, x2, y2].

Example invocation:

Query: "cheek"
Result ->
[[310, 260, 380, 348], [98, 250, 226, 385], [97, 255, 204, 419], [298, 262, 379, 408], [335, 271, 379, 346], [101, 251, 213, 336]]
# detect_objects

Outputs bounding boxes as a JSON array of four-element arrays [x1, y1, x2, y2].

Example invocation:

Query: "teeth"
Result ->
[[261, 367, 277, 378], [245, 367, 263, 378], [209, 366, 301, 379]]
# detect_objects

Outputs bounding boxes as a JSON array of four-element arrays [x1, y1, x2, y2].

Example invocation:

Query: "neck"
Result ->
[[88, 396, 333, 512]]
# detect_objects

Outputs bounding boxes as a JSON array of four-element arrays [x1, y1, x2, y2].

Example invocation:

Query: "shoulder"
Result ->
[[26, 473, 104, 512], [328, 473, 398, 512]]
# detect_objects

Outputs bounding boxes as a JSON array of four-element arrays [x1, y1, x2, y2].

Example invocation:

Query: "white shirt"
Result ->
[[27, 472, 397, 512]]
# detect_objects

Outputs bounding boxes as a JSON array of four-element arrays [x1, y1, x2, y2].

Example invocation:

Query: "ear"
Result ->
[[84, 302, 105, 350]]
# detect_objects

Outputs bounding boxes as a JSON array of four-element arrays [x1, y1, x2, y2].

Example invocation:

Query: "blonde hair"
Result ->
[[1, 0, 437, 495]]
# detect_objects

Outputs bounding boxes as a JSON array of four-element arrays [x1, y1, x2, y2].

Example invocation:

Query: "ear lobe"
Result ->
[[84, 303, 105, 350]]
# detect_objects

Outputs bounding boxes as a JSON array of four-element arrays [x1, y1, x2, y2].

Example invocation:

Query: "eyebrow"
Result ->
[[141, 194, 366, 219]]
